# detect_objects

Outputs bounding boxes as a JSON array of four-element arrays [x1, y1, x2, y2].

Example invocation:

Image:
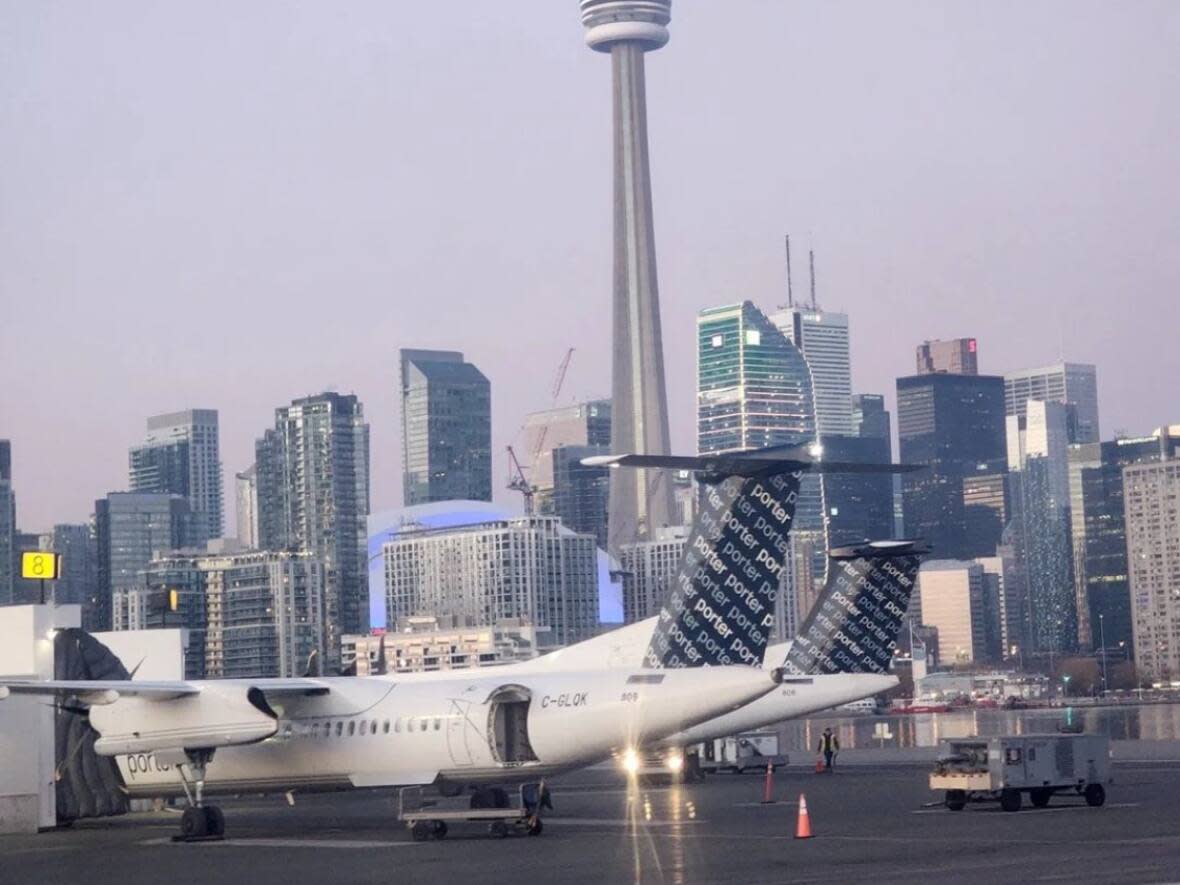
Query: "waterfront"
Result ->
[[785, 702, 1180, 751]]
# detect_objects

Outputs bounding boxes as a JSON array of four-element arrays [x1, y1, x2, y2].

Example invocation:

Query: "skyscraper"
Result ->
[[1124, 447, 1180, 683], [916, 338, 979, 376], [522, 400, 611, 494], [50, 523, 97, 610], [94, 492, 194, 631], [852, 394, 891, 442], [1007, 400, 1077, 654], [698, 302, 815, 454], [580, 1, 676, 552], [1068, 427, 1180, 657], [917, 560, 995, 665], [819, 434, 894, 548], [256, 392, 370, 667], [399, 349, 492, 506], [1005, 362, 1099, 444], [770, 306, 854, 436], [0, 440, 13, 605], [129, 409, 223, 544], [897, 372, 1007, 559]]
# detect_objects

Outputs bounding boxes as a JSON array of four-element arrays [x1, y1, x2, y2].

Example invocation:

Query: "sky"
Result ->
[[2, 0, 1178, 534]]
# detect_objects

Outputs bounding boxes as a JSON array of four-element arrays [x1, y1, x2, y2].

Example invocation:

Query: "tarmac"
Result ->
[[4, 757, 1180, 885]]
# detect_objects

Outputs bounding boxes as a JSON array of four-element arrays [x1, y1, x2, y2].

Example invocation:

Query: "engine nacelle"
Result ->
[[90, 684, 278, 756]]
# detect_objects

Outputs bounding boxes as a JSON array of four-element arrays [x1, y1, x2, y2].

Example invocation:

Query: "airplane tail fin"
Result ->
[[783, 540, 927, 676]]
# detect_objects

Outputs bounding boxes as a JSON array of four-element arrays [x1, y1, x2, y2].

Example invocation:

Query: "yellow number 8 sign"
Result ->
[[21, 551, 61, 581]]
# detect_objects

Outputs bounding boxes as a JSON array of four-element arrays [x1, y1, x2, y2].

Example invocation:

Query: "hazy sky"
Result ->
[[2, 1, 1178, 533]]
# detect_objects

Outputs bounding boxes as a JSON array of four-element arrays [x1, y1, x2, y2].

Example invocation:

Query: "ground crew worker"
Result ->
[[817, 727, 840, 772]]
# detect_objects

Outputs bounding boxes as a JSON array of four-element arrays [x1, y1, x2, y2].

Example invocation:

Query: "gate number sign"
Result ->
[[21, 551, 61, 581]]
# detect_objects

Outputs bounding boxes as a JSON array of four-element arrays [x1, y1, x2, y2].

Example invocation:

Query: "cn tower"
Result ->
[[580, 0, 676, 552]]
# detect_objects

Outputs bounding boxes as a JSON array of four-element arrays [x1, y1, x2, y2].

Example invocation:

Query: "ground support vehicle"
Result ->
[[697, 731, 788, 774], [397, 783, 546, 840], [929, 734, 1111, 812]]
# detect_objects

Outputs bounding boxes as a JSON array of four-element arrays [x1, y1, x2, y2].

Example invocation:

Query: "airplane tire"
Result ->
[[1085, 784, 1106, 807], [204, 806, 226, 836], [181, 807, 208, 838], [1000, 789, 1022, 812]]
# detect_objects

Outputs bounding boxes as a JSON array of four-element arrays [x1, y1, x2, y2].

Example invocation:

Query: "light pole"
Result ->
[[1099, 614, 1108, 696]]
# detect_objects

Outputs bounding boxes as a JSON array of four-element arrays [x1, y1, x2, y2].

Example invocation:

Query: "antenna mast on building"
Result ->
[[809, 249, 817, 309], [785, 234, 794, 307]]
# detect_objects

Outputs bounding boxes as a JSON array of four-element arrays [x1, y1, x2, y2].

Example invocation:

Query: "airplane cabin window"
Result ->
[[371, 720, 378, 735], [394, 718, 401, 733], [348, 721, 356, 736], [360, 720, 368, 735], [335, 721, 343, 737], [383, 720, 390, 734], [433, 718, 441, 731]]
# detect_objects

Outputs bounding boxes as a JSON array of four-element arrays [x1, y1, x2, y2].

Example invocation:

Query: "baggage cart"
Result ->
[[397, 783, 546, 840]]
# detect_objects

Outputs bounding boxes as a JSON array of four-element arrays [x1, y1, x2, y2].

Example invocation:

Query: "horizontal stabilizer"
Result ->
[[582, 452, 922, 480], [784, 540, 928, 676]]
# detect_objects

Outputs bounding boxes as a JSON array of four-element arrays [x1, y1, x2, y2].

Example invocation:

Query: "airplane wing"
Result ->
[[0, 678, 330, 705]]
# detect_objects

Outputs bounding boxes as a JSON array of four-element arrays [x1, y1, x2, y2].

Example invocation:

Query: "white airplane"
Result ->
[[0, 447, 921, 837]]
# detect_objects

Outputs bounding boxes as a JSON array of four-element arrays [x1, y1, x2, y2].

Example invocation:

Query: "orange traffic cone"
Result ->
[[795, 793, 813, 839], [761, 763, 775, 804]]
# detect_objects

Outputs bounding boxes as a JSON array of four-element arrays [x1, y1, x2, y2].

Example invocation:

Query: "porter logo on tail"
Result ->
[[783, 540, 927, 676], [643, 470, 801, 668]]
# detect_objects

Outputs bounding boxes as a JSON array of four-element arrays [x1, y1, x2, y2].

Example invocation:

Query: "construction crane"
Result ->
[[505, 347, 576, 515], [506, 445, 534, 516]]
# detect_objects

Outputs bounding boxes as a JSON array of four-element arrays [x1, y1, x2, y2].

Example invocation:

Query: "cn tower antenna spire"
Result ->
[[785, 234, 794, 307]]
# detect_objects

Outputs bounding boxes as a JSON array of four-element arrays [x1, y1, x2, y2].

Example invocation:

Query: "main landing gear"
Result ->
[[173, 749, 226, 841]]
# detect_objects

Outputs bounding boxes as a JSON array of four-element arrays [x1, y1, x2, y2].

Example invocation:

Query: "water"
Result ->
[[779, 703, 1180, 751]]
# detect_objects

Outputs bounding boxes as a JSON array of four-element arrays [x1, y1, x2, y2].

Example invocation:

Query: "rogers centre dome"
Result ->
[[579, 0, 672, 52]]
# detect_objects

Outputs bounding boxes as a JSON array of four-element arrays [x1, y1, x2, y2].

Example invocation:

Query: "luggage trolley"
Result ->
[[398, 782, 547, 840]]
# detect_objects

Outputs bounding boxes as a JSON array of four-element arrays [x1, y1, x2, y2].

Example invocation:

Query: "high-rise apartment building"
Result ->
[[0, 440, 13, 605], [129, 410, 223, 545], [1070, 427, 1180, 657], [897, 373, 1007, 559], [383, 516, 598, 647], [916, 338, 979, 376], [770, 306, 854, 435], [94, 492, 193, 631], [1124, 451, 1180, 683], [619, 526, 688, 624], [1005, 362, 1099, 444], [962, 465, 1009, 554], [125, 549, 325, 679], [522, 400, 611, 492], [1007, 400, 1077, 654], [819, 434, 894, 548], [975, 551, 1024, 660], [549, 446, 610, 550], [399, 349, 492, 506], [234, 465, 259, 549], [256, 392, 370, 666]]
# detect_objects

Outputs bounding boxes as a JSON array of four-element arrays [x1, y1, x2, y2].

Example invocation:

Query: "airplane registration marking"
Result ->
[[541, 692, 588, 709]]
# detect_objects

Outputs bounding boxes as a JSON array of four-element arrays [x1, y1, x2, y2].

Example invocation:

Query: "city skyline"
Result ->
[[3, 2, 1178, 532]]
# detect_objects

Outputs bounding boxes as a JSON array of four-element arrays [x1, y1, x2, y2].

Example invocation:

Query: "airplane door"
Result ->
[[446, 699, 478, 767]]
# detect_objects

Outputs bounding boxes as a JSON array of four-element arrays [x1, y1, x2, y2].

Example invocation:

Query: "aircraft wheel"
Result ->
[[410, 821, 432, 841], [181, 806, 208, 838], [1085, 784, 1106, 807], [432, 820, 448, 839], [1030, 789, 1051, 808], [527, 817, 543, 837], [204, 806, 226, 836], [1000, 789, 1022, 812], [945, 790, 966, 811]]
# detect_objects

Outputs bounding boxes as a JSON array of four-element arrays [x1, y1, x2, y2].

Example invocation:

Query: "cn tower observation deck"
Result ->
[[579, 0, 677, 553]]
